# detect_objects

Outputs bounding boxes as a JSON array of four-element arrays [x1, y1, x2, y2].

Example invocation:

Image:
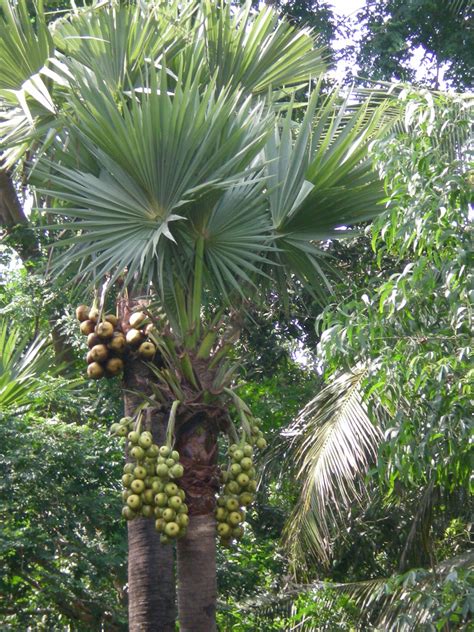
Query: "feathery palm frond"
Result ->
[[282, 367, 383, 569]]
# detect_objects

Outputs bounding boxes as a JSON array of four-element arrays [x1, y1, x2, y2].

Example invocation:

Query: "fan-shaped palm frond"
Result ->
[[283, 367, 383, 568]]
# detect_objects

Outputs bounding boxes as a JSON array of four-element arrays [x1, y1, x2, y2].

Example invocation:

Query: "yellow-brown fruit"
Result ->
[[126, 328, 145, 347], [86, 350, 94, 365], [96, 321, 114, 339], [129, 311, 147, 329], [80, 320, 95, 336], [87, 362, 105, 379], [108, 333, 126, 353], [87, 333, 101, 349], [106, 357, 124, 376], [75, 305, 90, 322], [145, 323, 156, 336], [88, 307, 99, 323], [138, 341, 156, 360], [105, 314, 118, 327], [90, 344, 108, 363]]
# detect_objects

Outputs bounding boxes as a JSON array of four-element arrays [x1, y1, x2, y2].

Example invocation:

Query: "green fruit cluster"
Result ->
[[215, 442, 257, 546], [121, 430, 162, 520], [153, 445, 188, 544], [248, 417, 267, 450]]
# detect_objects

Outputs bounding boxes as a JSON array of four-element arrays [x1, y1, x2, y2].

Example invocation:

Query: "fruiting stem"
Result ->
[[166, 400, 180, 448], [223, 388, 253, 439]]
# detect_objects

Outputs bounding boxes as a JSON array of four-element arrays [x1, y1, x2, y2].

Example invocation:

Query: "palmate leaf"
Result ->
[[282, 367, 383, 569], [39, 63, 270, 287], [201, 0, 327, 95]]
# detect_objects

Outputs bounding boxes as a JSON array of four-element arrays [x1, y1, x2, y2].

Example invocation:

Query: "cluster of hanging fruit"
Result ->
[[75, 305, 157, 379], [113, 418, 188, 543]]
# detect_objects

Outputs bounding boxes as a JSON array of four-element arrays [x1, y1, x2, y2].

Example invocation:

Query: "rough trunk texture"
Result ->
[[123, 326, 176, 632], [177, 514, 217, 632]]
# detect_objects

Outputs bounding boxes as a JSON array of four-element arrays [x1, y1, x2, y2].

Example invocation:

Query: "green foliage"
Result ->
[[0, 414, 127, 630]]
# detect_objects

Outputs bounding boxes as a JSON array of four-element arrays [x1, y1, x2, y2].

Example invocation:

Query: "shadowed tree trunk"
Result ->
[[122, 299, 176, 632]]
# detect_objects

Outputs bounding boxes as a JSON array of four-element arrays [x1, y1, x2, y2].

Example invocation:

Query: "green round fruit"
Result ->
[[243, 445, 253, 457], [159, 445, 171, 457], [227, 511, 242, 526], [154, 507, 163, 518], [120, 416, 134, 426], [123, 463, 134, 474], [122, 506, 136, 521], [233, 449, 244, 462], [127, 431, 139, 444], [155, 493, 168, 507], [130, 479, 145, 494], [168, 495, 182, 510], [247, 480, 257, 492], [217, 496, 226, 507], [127, 494, 141, 510], [217, 523, 231, 537], [133, 465, 147, 480], [232, 526, 244, 539], [226, 481, 240, 495], [226, 498, 239, 512], [146, 445, 159, 458], [156, 464, 169, 478], [256, 438, 267, 450], [228, 444, 238, 453], [141, 505, 154, 518], [180, 503, 188, 514], [177, 513, 189, 528], [122, 474, 133, 487], [230, 463, 242, 476], [236, 473, 249, 487], [178, 489, 186, 501], [162, 508, 176, 522], [142, 489, 154, 505], [216, 507, 227, 521], [160, 534, 171, 544], [130, 446, 145, 460], [165, 458, 175, 468], [171, 450, 180, 461], [151, 479, 164, 493], [155, 518, 165, 531], [139, 434, 153, 449], [170, 464, 184, 479], [164, 482, 179, 496], [117, 425, 128, 437], [164, 521, 180, 537], [110, 423, 120, 435], [122, 490, 131, 502], [239, 492, 253, 506], [240, 457, 253, 471]]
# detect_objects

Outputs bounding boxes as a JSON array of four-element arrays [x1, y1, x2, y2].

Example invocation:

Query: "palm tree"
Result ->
[[0, 1, 395, 629]]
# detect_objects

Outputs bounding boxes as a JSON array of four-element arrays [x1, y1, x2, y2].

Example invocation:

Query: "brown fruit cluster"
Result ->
[[216, 442, 258, 547], [75, 305, 158, 379]]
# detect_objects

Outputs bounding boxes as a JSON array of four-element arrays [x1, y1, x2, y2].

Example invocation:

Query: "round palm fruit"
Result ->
[[165, 458, 175, 468], [239, 492, 253, 506], [90, 344, 108, 362], [228, 511, 242, 526], [159, 445, 171, 457], [122, 473, 133, 487], [122, 490, 131, 502], [217, 496, 226, 507], [155, 493, 168, 507], [146, 445, 159, 458], [233, 449, 244, 462], [130, 479, 145, 494], [162, 508, 176, 522], [120, 416, 134, 427], [217, 523, 231, 537], [151, 479, 164, 493], [155, 518, 165, 531], [80, 320, 96, 336], [170, 464, 184, 479], [216, 507, 227, 521], [130, 446, 145, 460], [141, 505, 154, 518], [123, 463, 134, 474], [156, 464, 168, 478], [164, 522, 180, 538], [177, 513, 189, 528], [87, 333, 101, 348], [76, 305, 90, 322], [127, 494, 141, 510], [128, 431, 140, 444], [240, 457, 253, 471], [171, 450, 180, 461], [117, 425, 128, 437], [178, 489, 186, 501], [145, 462, 156, 476], [154, 507, 163, 518], [247, 480, 257, 493], [248, 467, 256, 479], [142, 489, 154, 505], [87, 362, 105, 379], [106, 357, 124, 376], [256, 438, 267, 450], [88, 307, 99, 322], [236, 473, 249, 487], [221, 471, 229, 483], [129, 311, 147, 329], [138, 341, 156, 360], [228, 444, 238, 454], [168, 495, 182, 510], [105, 314, 118, 327], [126, 328, 144, 346], [145, 323, 156, 336], [133, 465, 147, 480], [138, 434, 152, 449], [108, 333, 126, 353], [110, 422, 120, 435], [232, 526, 244, 539], [243, 445, 253, 457], [226, 497, 240, 512], [122, 506, 136, 521], [160, 534, 171, 544], [180, 503, 189, 514], [96, 321, 114, 339], [226, 482, 240, 495], [157, 456, 166, 465], [230, 463, 242, 476], [164, 483, 179, 496], [86, 351, 94, 365]]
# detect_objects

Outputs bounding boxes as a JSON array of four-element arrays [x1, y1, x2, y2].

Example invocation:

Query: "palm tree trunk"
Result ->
[[123, 323, 176, 632], [177, 514, 217, 632]]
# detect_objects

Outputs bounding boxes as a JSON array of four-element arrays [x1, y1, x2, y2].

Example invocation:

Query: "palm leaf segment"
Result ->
[[282, 367, 383, 569]]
